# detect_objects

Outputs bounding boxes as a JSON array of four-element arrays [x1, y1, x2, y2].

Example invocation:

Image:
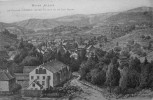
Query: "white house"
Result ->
[[27, 60, 71, 90]]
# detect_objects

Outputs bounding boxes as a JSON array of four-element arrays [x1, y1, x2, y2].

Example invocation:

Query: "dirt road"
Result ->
[[70, 73, 107, 100]]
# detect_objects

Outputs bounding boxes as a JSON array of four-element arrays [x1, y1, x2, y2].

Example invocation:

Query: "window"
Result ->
[[31, 76, 34, 80], [36, 69, 39, 74], [42, 69, 46, 74], [36, 68, 47, 74], [39, 68, 43, 74], [43, 76, 45, 80], [37, 76, 39, 79], [47, 76, 50, 80], [32, 83, 35, 87], [42, 81, 45, 85]]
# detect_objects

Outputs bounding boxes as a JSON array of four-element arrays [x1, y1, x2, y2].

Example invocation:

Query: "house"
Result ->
[[86, 45, 97, 58], [28, 80, 43, 90], [27, 60, 71, 90], [15, 73, 29, 89], [8, 51, 17, 61], [15, 66, 37, 89], [57, 43, 67, 55], [0, 70, 21, 94], [70, 52, 78, 60]]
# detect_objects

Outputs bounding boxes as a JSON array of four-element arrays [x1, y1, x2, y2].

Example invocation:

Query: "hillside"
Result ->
[[0, 6, 152, 41], [75, 7, 153, 39], [105, 7, 153, 25], [12, 13, 117, 31], [103, 28, 153, 50], [127, 6, 153, 13], [0, 22, 35, 39], [0, 29, 18, 51]]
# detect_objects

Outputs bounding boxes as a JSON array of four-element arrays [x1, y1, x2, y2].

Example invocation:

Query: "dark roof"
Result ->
[[0, 60, 8, 70], [14, 73, 29, 81], [87, 45, 96, 51], [0, 51, 9, 59], [57, 45, 67, 54], [78, 45, 86, 49], [0, 70, 15, 81], [41, 60, 67, 73], [23, 66, 37, 73]]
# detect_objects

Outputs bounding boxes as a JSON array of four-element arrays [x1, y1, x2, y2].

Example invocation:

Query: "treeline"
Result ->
[[79, 45, 153, 95]]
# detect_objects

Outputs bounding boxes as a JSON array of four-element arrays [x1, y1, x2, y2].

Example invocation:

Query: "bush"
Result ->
[[90, 70, 106, 85], [114, 46, 122, 53], [140, 35, 145, 39], [124, 88, 138, 94], [145, 36, 151, 40], [113, 86, 122, 95], [127, 70, 140, 88]]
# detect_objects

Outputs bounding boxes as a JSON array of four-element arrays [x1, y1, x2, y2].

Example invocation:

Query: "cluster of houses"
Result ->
[[0, 37, 100, 96], [18, 38, 98, 89], [35, 38, 100, 59]]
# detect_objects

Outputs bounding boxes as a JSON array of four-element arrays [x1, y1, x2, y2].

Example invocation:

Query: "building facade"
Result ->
[[27, 60, 71, 90]]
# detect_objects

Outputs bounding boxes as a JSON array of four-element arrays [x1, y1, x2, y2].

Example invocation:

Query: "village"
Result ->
[[0, 33, 106, 99], [0, 1, 153, 99]]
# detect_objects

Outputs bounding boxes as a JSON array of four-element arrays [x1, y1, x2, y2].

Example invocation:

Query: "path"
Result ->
[[70, 72, 107, 100]]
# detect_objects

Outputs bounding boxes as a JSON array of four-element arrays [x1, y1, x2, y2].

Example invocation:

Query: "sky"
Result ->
[[0, 0, 152, 23]]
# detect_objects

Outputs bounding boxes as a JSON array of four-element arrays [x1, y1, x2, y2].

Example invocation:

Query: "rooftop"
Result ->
[[41, 60, 67, 73], [0, 70, 15, 81], [23, 66, 37, 73]]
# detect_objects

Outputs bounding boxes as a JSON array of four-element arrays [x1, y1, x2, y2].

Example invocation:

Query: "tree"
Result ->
[[62, 51, 71, 65], [127, 69, 140, 88], [140, 35, 145, 39], [95, 48, 106, 59], [140, 63, 150, 88], [70, 58, 80, 72], [145, 36, 151, 40], [105, 58, 120, 87], [127, 39, 135, 46], [118, 66, 129, 90], [90, 69, 106, 85], [21, 56, 41, 66], [78, 48, 87, 61], [114, 46, 122, 53], [56, 51, 62, 61], [148, 42, 152, 50], [43, 50, 55, 63], [79, 58, 96, 79], [129, 57, 141, 73], [14, 49, 28, 64]]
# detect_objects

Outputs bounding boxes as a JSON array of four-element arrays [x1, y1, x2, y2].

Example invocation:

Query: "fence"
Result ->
[[0, 91, 12, 96], [23, 90, 42, 97]]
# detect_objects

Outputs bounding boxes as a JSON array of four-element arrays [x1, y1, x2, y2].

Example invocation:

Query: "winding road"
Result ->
[[70, 72, 107, 100]]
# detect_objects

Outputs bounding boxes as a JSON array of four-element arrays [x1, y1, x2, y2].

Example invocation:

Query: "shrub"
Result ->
[[127, 70, 140, 88], [91, 70, 106, 85], [145, 36, 151, 40], [113, 86, 122, 95], [125, 88, 138, 94], [140, 35, 145, 39]]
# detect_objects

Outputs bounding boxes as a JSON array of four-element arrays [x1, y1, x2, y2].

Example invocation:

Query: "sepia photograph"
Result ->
[[0, 0, 153, 100]]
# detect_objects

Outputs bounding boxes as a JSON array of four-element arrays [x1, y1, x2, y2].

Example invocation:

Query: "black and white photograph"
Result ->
[[0, 0, 153, 100]]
